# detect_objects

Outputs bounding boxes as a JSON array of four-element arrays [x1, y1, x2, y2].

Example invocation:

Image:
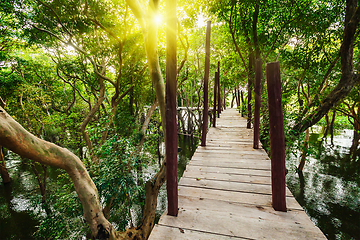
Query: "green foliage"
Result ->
[[34, 173, 88, 239], [0, 0, 358, 238], [114, 102, 139, 137], [92, 134, 147, 230], [317, 115, 353, 130]]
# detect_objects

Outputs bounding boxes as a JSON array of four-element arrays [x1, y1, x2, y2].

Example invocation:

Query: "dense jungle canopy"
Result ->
[[0, 0, 359, 239]]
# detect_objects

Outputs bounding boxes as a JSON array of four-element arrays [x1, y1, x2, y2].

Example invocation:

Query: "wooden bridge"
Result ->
[[149, 108, 326, 239]]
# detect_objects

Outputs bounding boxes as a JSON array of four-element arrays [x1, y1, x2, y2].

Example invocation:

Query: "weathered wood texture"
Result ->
[[200, 21, 211, 146], [213, 71, 218, 127], [165, 0, 178, 216], [149, 108, 326, 240], [266, 62, 286, 212], [253, 58, 262, 149]]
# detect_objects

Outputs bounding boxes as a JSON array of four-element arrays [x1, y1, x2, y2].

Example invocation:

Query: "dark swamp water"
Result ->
[[1, 128, 359, 239], [286, 129, 360, 240], [0, 135, 198, 239]]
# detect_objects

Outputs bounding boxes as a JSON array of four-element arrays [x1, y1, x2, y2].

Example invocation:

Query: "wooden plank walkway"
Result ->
[[149, 108, 326, 240]]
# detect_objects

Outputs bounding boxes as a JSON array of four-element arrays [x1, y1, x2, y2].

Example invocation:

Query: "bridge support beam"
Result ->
[[266, 62, 287, 212]]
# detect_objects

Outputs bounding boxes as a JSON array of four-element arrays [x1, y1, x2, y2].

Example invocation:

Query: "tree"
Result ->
[[0, 0, 180, 238], [291, 0, 360, 135]]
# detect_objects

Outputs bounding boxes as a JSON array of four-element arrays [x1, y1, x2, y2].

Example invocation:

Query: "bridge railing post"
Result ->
[[201, 21, 211, 147], [266, 61, 287, 212], [253, 58, 262, 149], [165, 0, 178, 216], [217, 61, 221, 117], [213, 71, 218, 127], [247, 55, 254, 129]]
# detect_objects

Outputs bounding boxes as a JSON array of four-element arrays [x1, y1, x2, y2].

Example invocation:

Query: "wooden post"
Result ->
[[247, 55, 254, 129], [235, 86, 240, 110], [253, 59, 262, 149], [201, 21, 211, 147], [239, 89, 243, 115], [165, 0, 178, 216], [217, 61, 221, 117], [266, 62, 287, 212], [223, 86, 226, 109], [213, 71, 218, 127]]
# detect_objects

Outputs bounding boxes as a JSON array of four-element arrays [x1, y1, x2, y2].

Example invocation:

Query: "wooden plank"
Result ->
[[184, 165, 271, 177], [188, 161, 271, 171], [179, 177, 293, 196], [151, 225, 245, 239], [191, 156, 269, 162], [193, 152, 269, 158], [156, 196, 326, 240], [149, 108, 326, 240], [207, 141, 254, 146], [195, 148, 269, 156], [192, 156, 269, 162], [178, 186, 303, 211], [182, 170, 271, 184]]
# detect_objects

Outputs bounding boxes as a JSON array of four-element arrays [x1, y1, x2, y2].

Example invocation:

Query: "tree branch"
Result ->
[[0, 107, 116, 239], [36, 0, 73, 36]]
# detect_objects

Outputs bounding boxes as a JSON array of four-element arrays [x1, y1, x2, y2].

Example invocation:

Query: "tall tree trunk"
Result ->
[[236, 87, 240, 109], [330, 111, 336, 145], [231, 90, 235, 108], [120, 1, 169, 238], [223, 86, 226, 110], [350, 124, 360, 157], [350, 108, 360, 157], [241, 90, 245, 117]]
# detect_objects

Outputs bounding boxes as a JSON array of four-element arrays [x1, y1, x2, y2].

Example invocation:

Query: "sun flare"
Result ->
[[154, 14, 162, 25]]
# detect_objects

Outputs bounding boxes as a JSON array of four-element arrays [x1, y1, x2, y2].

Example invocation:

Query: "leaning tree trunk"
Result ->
[[0, 106, 116, 239]]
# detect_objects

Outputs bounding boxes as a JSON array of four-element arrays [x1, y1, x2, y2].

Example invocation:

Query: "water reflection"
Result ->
[[286, 129, 360, 240], [0, 135, 198, 239], [154, 135, 198, 222], [0, 161, 39, 239]]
